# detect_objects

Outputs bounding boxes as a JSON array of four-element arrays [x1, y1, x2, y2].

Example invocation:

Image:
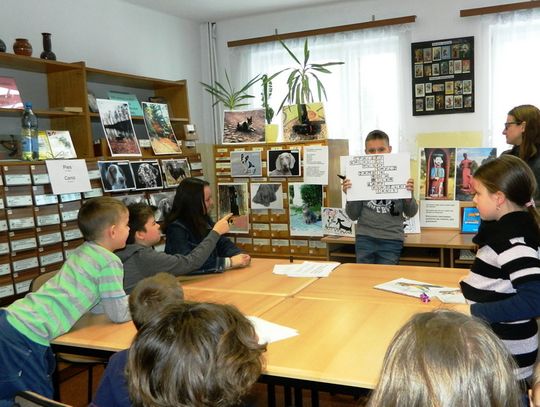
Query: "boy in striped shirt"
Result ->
[[0, 197, 131, 406]]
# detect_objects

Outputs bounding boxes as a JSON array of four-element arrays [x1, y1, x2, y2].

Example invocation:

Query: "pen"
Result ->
[[337, 174, 346, 180]]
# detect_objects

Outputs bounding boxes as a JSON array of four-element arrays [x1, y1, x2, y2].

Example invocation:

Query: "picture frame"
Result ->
[[411, 36, 474, 116]]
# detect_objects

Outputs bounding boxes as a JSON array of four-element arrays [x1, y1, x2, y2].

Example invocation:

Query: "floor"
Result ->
[[58, 364, 368, 407]]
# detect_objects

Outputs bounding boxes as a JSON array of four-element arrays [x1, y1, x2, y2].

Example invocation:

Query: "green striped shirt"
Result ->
[[5, 241, 128, 346]]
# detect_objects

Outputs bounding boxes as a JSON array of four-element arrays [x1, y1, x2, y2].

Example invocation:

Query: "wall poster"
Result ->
[[411, 36, 474, 116]]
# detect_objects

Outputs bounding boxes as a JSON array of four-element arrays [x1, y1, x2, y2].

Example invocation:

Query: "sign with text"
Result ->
[[420, 200, 460, 228], [46, 159, 92, 195]]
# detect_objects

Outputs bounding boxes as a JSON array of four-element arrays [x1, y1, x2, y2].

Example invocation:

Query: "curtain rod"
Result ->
[[227, 15, 416, 48], [461, 1, 540, 17]]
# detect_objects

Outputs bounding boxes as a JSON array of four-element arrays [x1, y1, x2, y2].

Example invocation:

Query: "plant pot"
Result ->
[[265, 124, 279, 143], [13, 38, 32, 56]]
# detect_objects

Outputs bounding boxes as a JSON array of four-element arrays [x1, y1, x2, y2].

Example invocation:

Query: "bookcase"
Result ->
[[0, 52, 193, 159], [214, 139, 349, 260]]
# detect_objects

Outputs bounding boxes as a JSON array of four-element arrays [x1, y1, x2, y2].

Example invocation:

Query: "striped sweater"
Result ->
[[460, 211, 540, 380], [5, 241, 130, 346]]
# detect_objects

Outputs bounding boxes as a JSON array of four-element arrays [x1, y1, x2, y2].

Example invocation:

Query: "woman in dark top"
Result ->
[[163, 178, 250, 273], [503, 104, 540, 199]]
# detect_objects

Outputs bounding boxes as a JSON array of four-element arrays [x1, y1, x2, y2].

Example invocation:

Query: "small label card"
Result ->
[[46, 159, 91, 195]]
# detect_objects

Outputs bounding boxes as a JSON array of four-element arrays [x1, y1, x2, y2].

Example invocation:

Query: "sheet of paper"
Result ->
[[247, 316, 299, 344], [420, 200, 460, 228], [404, 212, 421, 234], [303, 145, 328, 185], [374, 277, 466, 304], [272, 261, 340, 277], [45, 159, 92, 195], [343, 153, 411, 201]]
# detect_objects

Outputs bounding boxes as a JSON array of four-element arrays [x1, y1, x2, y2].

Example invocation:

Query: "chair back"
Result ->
[[30, 270, 59, 292], [14, 391, 72, 407]]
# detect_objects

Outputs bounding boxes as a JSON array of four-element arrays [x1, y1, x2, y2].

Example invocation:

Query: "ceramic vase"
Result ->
[[40, 33, 56, 60], [13, 38, 32, 56]]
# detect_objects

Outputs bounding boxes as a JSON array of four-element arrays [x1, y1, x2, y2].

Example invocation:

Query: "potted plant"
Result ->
[[201, 70, 260, 110], [276, 39, 343, 137]]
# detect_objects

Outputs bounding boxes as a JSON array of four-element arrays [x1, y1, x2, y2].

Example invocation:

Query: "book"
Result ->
[[50, 106, 83, 113], [108, 90, 143, 116], [374, 277, 466, 304], [46, 130, 77, 159], [37, 131, 53, 160], [0, 76, 23, 109]]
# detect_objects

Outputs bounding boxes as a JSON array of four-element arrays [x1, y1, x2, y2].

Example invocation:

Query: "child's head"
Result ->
[[125, 203, 161, 246], [127, 302, 266, 407], [472, 154, 539, 223], [78, 197, 129, 249], [128, 272, 184, 330], [365, 130, 392, 154], [367, 310, 522, 407]]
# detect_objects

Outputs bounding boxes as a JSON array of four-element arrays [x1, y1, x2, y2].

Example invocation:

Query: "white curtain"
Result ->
[[229, 25, 411, 155], [486, 8, 540, 154]]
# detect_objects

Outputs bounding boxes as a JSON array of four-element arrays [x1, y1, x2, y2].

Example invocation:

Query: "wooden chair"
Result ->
[[31, 271, 108, 403], [13, 391, 72, 407]]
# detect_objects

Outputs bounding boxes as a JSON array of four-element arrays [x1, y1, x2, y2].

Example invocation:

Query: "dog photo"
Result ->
[[282, 102, 327, 142], [288, 183, 323, 237], [161, 158, 190, 188], [129, 160, 163, 191], [217, 183, 249, 233], [322, 207, 354, 237], [230, 151, 262, 178], [222, 109, 265, 144], [98, 160, 135, 192], [141, 102, 182, 155], [148, 191, 175, 222], [267, 149, 301, 177], [250, 183, 283, 210], [112, 193, 148, 207], [96, 99, 141, 157]]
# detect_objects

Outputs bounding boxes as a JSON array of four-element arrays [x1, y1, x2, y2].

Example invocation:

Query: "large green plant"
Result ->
[[201, 70, 260, 110], [277, 39, 344, 113]]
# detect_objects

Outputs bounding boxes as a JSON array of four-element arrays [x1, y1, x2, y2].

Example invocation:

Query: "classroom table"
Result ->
[[178, 257, 317, 296], [295, 262, 468, 304]]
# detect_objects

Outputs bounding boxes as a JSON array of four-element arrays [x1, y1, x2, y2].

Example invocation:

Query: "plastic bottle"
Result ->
[[21, 102, 38, 160]]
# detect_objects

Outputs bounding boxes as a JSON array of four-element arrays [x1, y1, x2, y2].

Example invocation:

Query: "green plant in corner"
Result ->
[[277, 38, 344, 114], [200, 70, 260, 110]]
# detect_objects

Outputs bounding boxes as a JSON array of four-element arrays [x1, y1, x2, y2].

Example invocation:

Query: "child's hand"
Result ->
[[406, 178, 414, 192], [231, 253, 251, 268], [342, 178, 352, 194], [213, 214, 232, 235]]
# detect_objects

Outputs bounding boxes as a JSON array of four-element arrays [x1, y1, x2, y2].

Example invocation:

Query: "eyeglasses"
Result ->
[[504, 121, 522, 130]]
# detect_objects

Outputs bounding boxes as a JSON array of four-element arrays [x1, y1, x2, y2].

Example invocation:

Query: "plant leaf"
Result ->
[[303, 39, 310, 67], [280, 40, 301, 65]]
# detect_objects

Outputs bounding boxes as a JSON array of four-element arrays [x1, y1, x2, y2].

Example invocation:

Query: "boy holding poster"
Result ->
[[342, 130, 417, 264]]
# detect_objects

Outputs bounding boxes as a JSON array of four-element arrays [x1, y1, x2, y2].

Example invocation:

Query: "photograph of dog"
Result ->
[[230, 151, 262, 177], [288, 183, 323, 237], [98, 160, 135, 192], [222, 109, 265, 143], [130, 160, 163, 190], [267, 149, 301, 177], [251, 183, 283, 210], [321, 207, 354, 237], [148, 191, 175, 222], [217, 183, 250, 233], [161, 158, 190, 188], [112, 193, 148, 207]]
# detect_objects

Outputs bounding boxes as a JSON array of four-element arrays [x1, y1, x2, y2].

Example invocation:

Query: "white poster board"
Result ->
[[420, 200, 460, 228]]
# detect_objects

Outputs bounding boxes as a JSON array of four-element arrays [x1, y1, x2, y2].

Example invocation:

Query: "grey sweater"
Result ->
[[116, 230, 221, 294], [345, 198, 418, 242]]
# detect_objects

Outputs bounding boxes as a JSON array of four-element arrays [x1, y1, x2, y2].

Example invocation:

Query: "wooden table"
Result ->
[[179, 257, 317, 296], [295, 263, 467, 304]]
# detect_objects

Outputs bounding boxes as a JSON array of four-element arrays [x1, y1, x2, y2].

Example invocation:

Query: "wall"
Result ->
[[208, 0, 522, 152], [2, 0, 206, 142]]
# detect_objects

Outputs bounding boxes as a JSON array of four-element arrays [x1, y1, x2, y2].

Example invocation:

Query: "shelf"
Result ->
[[0, 53, 82, 73], [89, 112, 189, 122], [86, 67, 187, 90], [0, 108, 84, 118]]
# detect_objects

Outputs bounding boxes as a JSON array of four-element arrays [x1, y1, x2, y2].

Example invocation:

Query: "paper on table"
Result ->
[[374, 277, 466, 304], [272, 261, 340, 277], [247, 316, 299, 344]]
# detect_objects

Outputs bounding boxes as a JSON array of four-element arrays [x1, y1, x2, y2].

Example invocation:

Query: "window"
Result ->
[[229, 25, 410, 155], [487, 8, 540, 154]]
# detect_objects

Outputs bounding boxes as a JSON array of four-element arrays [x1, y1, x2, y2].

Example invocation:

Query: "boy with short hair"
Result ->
[[0, 197, 131, 406], [342, 130, 418, 264], [91, 273, 184, 407], [117, 203, 232, 294]]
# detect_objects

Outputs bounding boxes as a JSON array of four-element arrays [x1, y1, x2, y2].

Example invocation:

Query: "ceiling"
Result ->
[[121, 0, 351, 22]]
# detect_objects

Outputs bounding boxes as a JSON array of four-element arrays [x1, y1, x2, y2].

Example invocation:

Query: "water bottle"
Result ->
[[21, 102, 38, 161]]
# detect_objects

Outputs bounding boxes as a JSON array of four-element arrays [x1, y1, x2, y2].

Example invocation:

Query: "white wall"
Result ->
[[2, 0, 206, 141], [210, 0, 523, 150]]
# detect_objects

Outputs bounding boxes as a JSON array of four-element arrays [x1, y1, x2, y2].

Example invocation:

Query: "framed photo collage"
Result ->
[[411, 36, 474, 116]]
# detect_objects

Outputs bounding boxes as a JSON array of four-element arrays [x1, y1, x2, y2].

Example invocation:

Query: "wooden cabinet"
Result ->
[[214, 139, 349, 260], [0, 53, 192, 159]]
